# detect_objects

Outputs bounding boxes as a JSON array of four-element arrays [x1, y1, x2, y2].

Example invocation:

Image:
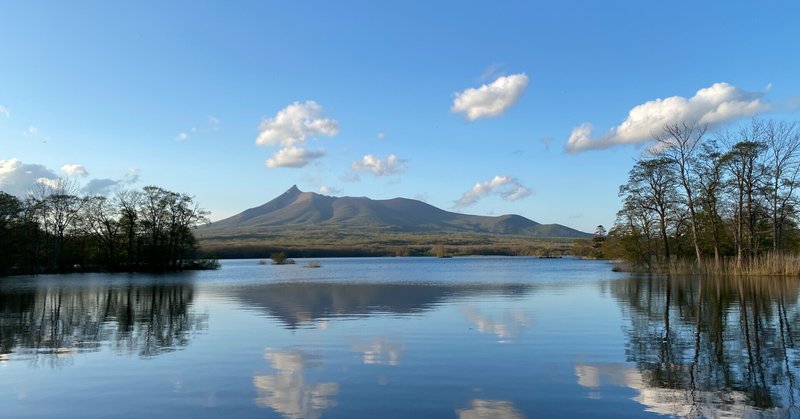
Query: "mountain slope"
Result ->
[[198, 186, 589, 239]]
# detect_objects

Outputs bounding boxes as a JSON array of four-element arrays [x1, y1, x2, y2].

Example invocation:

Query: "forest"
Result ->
[[0, 181, 213, 276], [596, 118, 800, 273]]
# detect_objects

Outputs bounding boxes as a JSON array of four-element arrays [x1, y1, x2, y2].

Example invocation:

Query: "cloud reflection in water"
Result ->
[[253, 349, 339, 419]]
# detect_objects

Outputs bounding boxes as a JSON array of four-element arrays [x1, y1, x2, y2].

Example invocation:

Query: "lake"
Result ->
[[2, 257, 798, 418]]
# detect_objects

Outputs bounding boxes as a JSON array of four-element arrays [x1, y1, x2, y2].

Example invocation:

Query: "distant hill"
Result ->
[[197, 186, 590, 242]]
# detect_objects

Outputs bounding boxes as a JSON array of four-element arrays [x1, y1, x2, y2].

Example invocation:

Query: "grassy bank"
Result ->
[[198, 231, 578, 259], [614, 253, 800, 277]]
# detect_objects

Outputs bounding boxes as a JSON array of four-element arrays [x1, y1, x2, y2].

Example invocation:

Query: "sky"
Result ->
[[2, 1, 799, 233]]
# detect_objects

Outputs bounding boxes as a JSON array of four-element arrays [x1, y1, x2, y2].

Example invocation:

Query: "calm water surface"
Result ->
[[1, 257, 799, 418]]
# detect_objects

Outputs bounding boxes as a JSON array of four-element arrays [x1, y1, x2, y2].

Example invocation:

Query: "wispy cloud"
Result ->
[[455, 175, 531, 208], [0, 105, 9, 118], [452, 73, 528, 121], [23, 125, 49, 141], [208, 115, 220, 130], [376, 132, 385, 140], [540, 137, 554, 151], [61, 164, 89, 177], [565, 82, 771, 153], [350, 154, 407, 176], [257, 101, 338, 169], [175, 115, 221, 141], [340, 172, 361, 183], [478, 62, 504, 82], [318, 186, 341, 195], [82, 169, 140, 196]]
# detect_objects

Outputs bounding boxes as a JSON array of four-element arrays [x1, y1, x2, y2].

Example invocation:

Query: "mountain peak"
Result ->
[[285, 185, 302, 195]]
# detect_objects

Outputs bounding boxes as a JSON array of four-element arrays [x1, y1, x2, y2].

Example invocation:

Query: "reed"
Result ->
[[617, 253, 800, 277]]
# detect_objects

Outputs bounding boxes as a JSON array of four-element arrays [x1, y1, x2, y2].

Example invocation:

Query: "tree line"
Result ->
[[0, 180, 213, 276], [602, 118, 800, 271]]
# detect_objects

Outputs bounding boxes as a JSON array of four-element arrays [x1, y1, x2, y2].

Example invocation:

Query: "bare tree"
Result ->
[[83, 196, 121, 268], [693, 138, 726, 266], [721, 124, 767, 267], [114, 189, 142, 269], [621, 158, 679, 262], [653, 121, 706, 266], [30, 177, 84, 270], [761, 119, 800, 251]]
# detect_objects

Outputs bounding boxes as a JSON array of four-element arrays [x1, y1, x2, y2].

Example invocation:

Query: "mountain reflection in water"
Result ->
[[231, 282, 533, 329], [583, 275, 800, 417], [0, 279, 206, 364]]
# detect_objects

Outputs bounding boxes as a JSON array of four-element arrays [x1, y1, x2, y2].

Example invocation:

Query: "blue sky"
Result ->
[[2, 1, 799, 232]]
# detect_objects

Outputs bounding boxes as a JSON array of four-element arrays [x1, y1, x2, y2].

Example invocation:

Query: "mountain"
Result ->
[[197, 185, 589, 240]]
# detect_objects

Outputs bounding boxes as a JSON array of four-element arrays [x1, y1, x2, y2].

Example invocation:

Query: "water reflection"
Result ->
[[602, 275, 800, 416], [351, 337, 403, 365], [0, 280, 206, 364], [253, 349, 339, 419], [457, 399, 526, 419], [461, 307, 533, 343], [233, 282, 533, 329], [575, 362, 762, 417]]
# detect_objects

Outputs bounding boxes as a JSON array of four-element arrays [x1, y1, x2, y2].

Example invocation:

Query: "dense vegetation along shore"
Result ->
[[0, 182, 216, 276], [577, 118, 800, 275], [199, 233, 577, 259]]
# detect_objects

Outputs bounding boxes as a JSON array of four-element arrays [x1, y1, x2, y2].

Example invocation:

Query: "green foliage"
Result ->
[[0, 185, 215, 276], [270, 252, 295, 265]]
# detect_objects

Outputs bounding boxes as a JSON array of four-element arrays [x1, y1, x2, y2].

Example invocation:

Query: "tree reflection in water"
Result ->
[[0, 281, 206, 365], [594, 275, 800, 417]]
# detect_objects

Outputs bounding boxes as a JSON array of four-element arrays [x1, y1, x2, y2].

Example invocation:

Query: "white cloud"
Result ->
[[376, 132, 385, 140], [0, 105, 9, 118], [257, 101, 339, 147], [0, 159, 139, 197], [266, 147, 326, 168], [452, 73, 528, 121], [455, 175, 531, 207], [565, 82, 771, 153], [257, 101, 338, 169], [35, 177, 63, 190], [176, 132, 188, 141], [350, 154, 406, 176], [61, 164, 89, 177], [318, 186, 341, 195], [0, 158, 59, 196]]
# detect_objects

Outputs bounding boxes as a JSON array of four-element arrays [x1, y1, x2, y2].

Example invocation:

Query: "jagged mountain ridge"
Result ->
[[197, 185, 589, 238]]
